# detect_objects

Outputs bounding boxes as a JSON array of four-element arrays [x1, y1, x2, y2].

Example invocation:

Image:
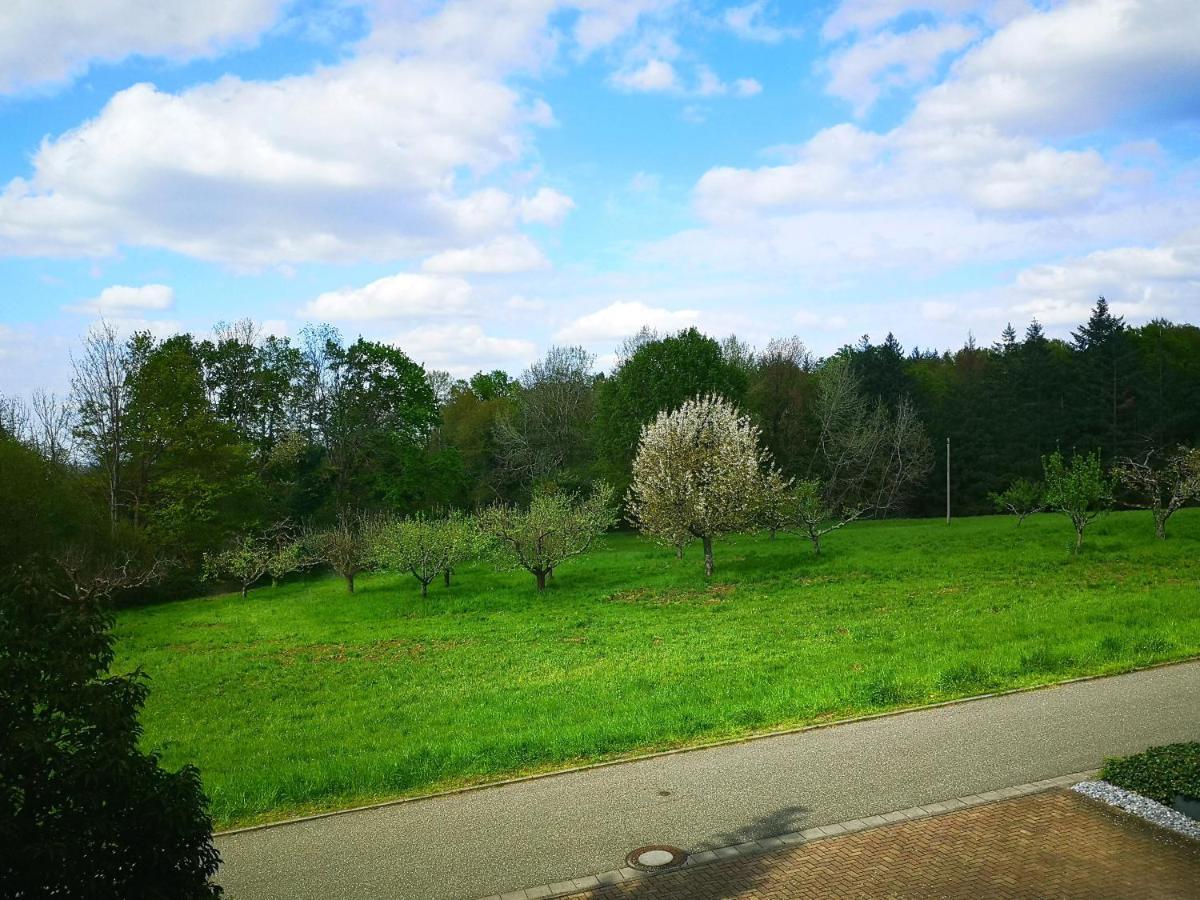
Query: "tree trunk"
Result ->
[[1073, 526, 1084, 555], [702, 536, 714, 578], [535, 569, 547, 591], [769, 527, 777, 541], [421, 581, 428, 598], [444, 569, 452, 587], [241, 585, 248, 598], [346, 572, 355, 594], [812, 532, 821, 555], [675, 545, 683, 559], [1155, 512, 1168, 540]]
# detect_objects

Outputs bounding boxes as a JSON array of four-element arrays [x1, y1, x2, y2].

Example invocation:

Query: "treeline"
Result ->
[[2, 298, 1198, 601]]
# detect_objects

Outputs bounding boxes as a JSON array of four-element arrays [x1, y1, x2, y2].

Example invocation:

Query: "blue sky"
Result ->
[[1, 0, 1198, 395]]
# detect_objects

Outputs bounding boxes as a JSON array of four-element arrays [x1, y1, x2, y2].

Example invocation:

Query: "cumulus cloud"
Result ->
[[0, 2, 588, 266], [66, 283, 175, 316], [554, 300, 701, 342], [421, 234, 550, 275], [392, 322, 536, 377], [0, 0, 285, 93], [303, 273, 473, 321], [911, 0, 1200, 135], [724, 2, 802, 44], [519, 188, 576, 226], [826, 22, 977, 115], [610, 58, 679, 92]]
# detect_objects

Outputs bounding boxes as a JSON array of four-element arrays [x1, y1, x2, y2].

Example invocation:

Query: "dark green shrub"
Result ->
[[1100, 742, 1200, 804], [0, 567, 222, 898]]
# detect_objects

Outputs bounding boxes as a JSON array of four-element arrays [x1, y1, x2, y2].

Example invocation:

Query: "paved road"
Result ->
[[216, 661, 1200, 900]]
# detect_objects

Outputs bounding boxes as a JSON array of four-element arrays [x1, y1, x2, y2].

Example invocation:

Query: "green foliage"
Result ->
[[479, 483, 617, 589], [373, 510, 478, 596], [596, 328, 749, 496], [1042, 449, 1113, 552], [1101, 743, 1200, 805], [989, 477, 1045, 524], [113, 509, 1200, 829], [0, 568, 221, 898], [306, 509, 381, 594]]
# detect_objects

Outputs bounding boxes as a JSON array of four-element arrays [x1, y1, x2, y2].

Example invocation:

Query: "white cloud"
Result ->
[[794, 309, 849, 330], [911, 0, 1200, 135], [826, 22, 978, 115], [1013, 230, 1200, 322], [0, 40, 563, 264], [303, 273, 473, 321], [554, 300, 701, 342], [611, 58, 679, 92], [67, 283, 175, 316], [506, 294, 547, 311], [519, 187, 576, 226], [822, 0, 978, 41], [920, 301, 958, 321], [0, 0, 285, 94], [393, 323, 536, 377], [422, 234, 550, 274], [724, 2, 802, 43]]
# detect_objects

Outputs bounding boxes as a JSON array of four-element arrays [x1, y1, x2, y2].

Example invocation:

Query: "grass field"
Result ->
[[113, 509, 1200, 829]]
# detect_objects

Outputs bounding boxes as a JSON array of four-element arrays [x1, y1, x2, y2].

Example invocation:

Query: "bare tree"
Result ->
[[30, 389, 75, 466], [494, 346, 596, 486], [1115, 446, 1200, 539], [0, 392, 31, 442], [71, 323, 132, 527], [50, 546, 170, 604]]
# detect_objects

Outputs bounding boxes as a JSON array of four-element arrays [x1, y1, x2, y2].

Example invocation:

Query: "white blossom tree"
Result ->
[[628, 394, 775, 577]]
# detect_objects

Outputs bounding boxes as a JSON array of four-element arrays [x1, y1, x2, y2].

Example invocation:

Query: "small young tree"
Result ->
[[479, 483, 616, 590], [203, 534, 271, 598], [438, 510, 478, 587], [759, 468, 792, 541], [1115, 446, 1200, 539], [989, 477, 1045, 526], [373, 511, 476, 597], [785, 478, 866, 555], [628, 394, 773, 577], [308, 509, 379, 594], [1042, 449, 1112, 554], [1, 567, 222, 898]]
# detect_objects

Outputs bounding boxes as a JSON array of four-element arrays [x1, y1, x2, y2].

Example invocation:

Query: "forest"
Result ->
[[2, 297, 1198, 603]]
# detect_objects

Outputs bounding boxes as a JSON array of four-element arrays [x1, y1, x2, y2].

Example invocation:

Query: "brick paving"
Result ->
[[558, 790, 1200, 899]]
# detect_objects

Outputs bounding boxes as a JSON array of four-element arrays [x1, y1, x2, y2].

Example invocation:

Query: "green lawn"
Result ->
[[114, 509, 1200, 829]]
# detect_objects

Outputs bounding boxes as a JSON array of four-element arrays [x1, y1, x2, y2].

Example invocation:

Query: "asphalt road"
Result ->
[[215, 660, 1200, 900]]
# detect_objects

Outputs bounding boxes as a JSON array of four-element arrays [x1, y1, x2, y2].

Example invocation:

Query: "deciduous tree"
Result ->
[[480, 484, 616, 590], [1115, 446, 1200, 539], [989, 477, 1045, 525], [1042, 449, 1112, 553], [628, 395, 772, 577]]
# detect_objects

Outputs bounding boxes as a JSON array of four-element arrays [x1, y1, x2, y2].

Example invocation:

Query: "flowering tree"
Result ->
[[1115, 446, 1200, 539], [479, 483, 616, 590], [306, 509, 381, 594], [628, 394, 774, 577]]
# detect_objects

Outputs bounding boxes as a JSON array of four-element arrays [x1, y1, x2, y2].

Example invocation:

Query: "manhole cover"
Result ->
[[625, 844, 688, 872]]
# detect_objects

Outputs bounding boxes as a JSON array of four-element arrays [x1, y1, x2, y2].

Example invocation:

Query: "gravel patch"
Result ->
[[1074, 780, 1200, 841]]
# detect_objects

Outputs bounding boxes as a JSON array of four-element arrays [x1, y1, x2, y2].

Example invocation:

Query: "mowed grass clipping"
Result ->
[[113, 509, 1200, 829]]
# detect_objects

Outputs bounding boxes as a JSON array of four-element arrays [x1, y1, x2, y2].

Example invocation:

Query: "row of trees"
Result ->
[[991, 445, 1200, 551], [2, 298, 1198, 600], [205, 485, 618, 597]]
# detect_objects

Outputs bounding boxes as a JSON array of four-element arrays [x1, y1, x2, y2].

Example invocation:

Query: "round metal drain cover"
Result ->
[[626, 844, 688, 871]]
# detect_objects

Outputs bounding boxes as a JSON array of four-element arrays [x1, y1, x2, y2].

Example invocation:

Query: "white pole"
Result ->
[[945, 437, 951, 525]]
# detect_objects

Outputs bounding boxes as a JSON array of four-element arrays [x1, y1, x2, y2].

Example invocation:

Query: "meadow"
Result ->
[[113, 509, 1200, 829]]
